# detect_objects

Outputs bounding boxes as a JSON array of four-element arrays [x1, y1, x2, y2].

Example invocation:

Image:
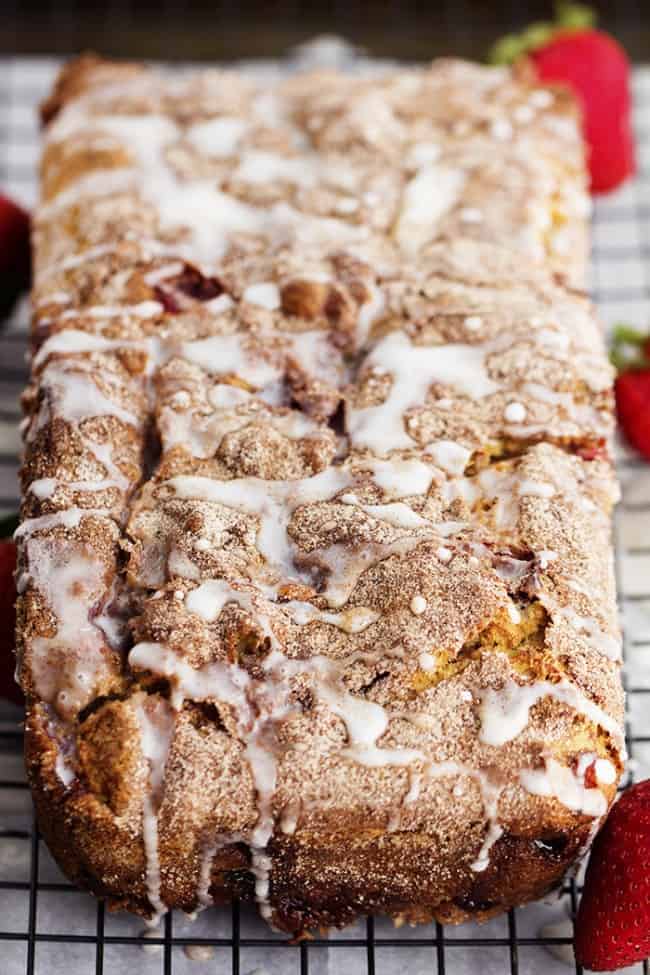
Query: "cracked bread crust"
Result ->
[[19, 55, 623, 935]]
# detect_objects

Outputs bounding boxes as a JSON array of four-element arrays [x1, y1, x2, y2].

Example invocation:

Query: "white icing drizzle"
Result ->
[[143, 262, 186, 286], [27, 357, 138, 498], [33, 328, 144, 368], [312, 534, 433, 608], [185, 578, 254, 622], [84, 439, 131, 492], [356, 283, 385, 347], [160, 391, 320, 458], [441, 463, 563, 531], [537, 550, 557, 569], [279, 800, 300, 835], [25, 538, 110, 718], [37, 362, 139, 428], [530, 89, 554, 109], [426, 441, 472, 477], [44, 111, 370, 270], [406, 141, 440, 167], [59, 300, 162, 321], [282, 600, 380, 634], [340, 493, 429, 529], [29, 477, 58, 499], [478, 663, 625, 756], [348, 332, 498, 453], [195, 835, 227, 910], [129, 568, 428, 916], [28, 64, 616, 923], [594, 758, 617, 784], [35, 243, 119, 285], [242, 282, 281, 310], [517, 479, 555, 499], [186, 116, 249, 157], [190, 579, 375, 641], [54, 751, 76, 787], [168, 468, 350, 584], [520, 755, 608, 818], [180, 332, 282, 390], [394, 164, 465, 253], [361, 458, 437, 497], [36, 290, 70, 306], [468, 775, 503, 872], [49, 720, 77, 787], [235, 150, 318, 187], [14, 507, 110, 538], [135, 698, 175, 925], [557, 609, 621, 661], [28, 476, 120, 499], [400, 759, 504, 872]]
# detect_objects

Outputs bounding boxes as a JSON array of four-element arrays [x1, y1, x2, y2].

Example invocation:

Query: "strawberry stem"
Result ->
[[555, 2, 596, 30], [488, 3, 596, 65], [610, 323, 650, 372]]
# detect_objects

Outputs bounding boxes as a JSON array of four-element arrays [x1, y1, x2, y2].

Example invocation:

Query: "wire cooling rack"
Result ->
[[0, 48, 649, 975]]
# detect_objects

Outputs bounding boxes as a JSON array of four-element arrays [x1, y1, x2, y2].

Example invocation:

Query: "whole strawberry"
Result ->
[[0, 194, 31, 318], [490, 4, 635, 193], [574, 779, 650, 970], [611, 325, 650, 461]]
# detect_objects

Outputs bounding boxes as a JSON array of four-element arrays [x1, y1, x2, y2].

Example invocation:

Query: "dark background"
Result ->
[[0, 0, 648, 62]]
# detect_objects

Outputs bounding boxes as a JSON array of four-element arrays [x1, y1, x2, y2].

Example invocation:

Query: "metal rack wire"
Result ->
[[0, 50, 649, 975]]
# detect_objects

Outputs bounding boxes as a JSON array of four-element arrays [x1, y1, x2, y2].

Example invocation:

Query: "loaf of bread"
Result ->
[[18, 55, 623, 934]]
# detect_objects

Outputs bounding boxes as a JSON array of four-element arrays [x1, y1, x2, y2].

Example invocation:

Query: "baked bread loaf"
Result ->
[[18, 54, 623, 934]]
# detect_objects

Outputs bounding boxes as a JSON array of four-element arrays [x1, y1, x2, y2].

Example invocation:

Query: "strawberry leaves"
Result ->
[[488, 3, 596, 66]]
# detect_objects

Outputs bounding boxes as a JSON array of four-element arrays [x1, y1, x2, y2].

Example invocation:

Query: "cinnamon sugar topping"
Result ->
[[18, 55, 622, 935]]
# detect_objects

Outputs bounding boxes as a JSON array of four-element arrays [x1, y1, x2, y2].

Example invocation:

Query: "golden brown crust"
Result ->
[[40, 53, 147, 126], [20, 55, 622, 936]]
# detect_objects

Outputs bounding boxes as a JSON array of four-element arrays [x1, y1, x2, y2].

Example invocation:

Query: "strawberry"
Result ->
[[490, 4, 635, 193], [0, 515, 21, 706], [0, 193, 31, 318], [616, 371, 650, 460], [611, 325, 650, 461], [531, 30, 634, 193], [574, 778, 650, 970]]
